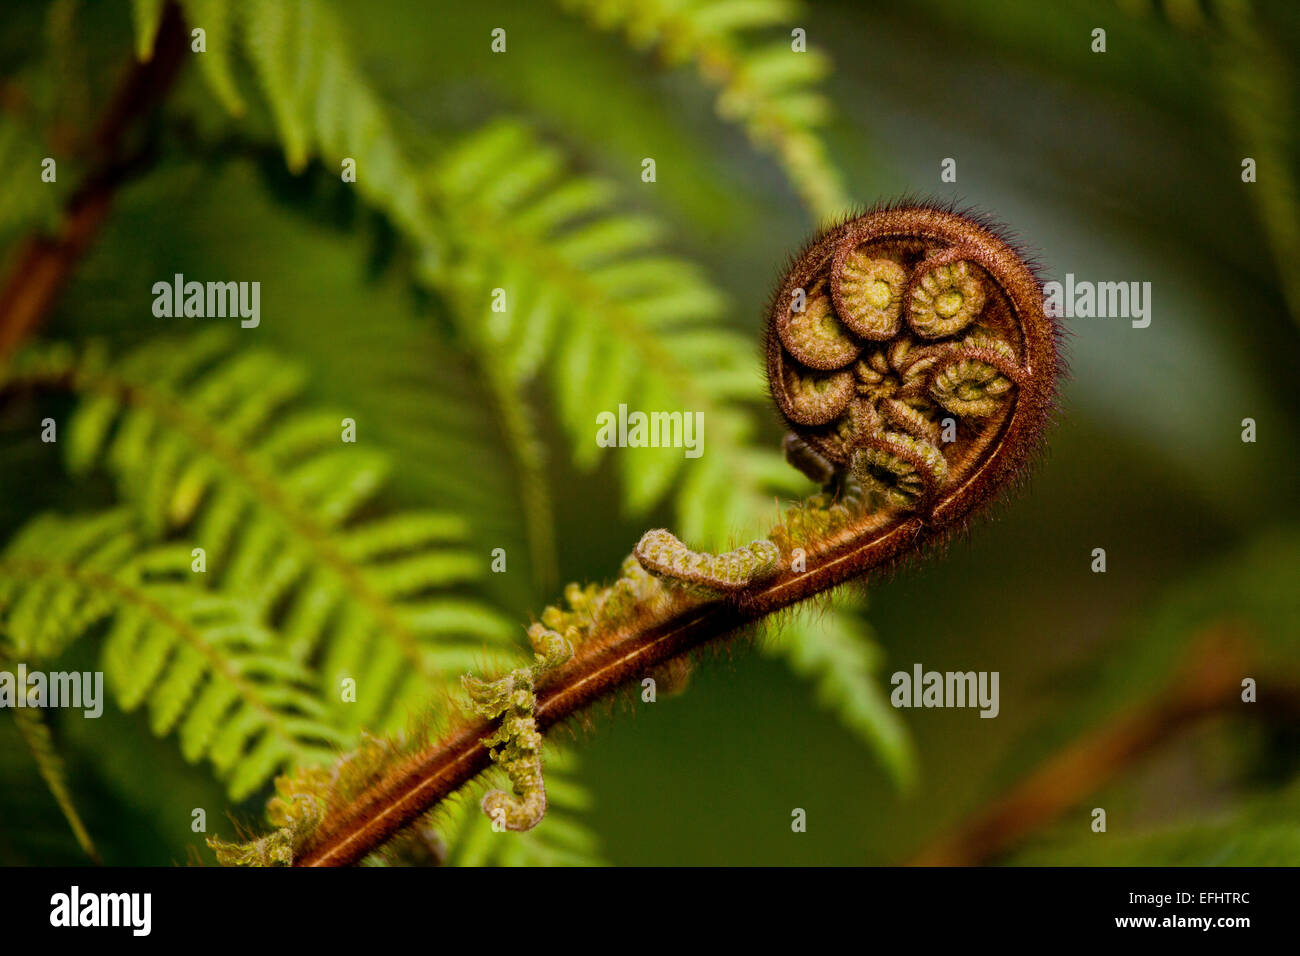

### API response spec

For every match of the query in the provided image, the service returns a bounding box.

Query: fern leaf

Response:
[234,0,437,250]
[0,511,345,799]
[232,297,548,613]
[1214,13,1300,331]
[130,0,166,61]
[426,119,806,548]
[8,703,98,863]
[768,601,916,789]
[0,114,63,240]
[2,335,518,733]
[557,0,849,221]
[1010,778,1300,866]
[179,0,245,114]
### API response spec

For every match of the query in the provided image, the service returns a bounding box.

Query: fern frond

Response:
[434,748,604,866]
[0,114,63,240]
[0,510,344,799]
[557,0,849,221]
[426,119,806,547]
[130,0,166,61]
[235,0,437,249]
[0,508,131,659]
[1214,13,1300,331]
[769,600,916,789]
[7,701,98,863]
[2,334,518,733]
[179,0,245,114]
[240,297,551,613]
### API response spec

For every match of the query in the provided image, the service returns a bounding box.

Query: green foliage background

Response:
[1,0,1297,865]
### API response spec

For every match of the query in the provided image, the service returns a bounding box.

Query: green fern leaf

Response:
[426,119,806,548]
[179,0,245,114]
[0,510,344,799]
[0,114,63,240]
[130,0,166,61]
[558,0,849,221]
[234,0,437,251]
[3,335,518,733]
[7,702,98,863]
[769,600,916,789]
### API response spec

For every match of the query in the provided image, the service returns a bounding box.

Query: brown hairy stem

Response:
[0,3,188,359]
[908,627,1299,866]
[296,512,922,866]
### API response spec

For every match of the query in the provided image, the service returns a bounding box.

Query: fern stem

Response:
[476,337,559,597]
[0,2,188,359]
[10,703,100,864]
[294,507,919,866]
[910,627,1300,866]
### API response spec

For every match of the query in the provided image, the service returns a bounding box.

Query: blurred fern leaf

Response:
[769,598,915,788]
[7,699,98,862]
[1010,777,1300,866]
[130,0,166,61]
[557,0,849,221]
[179,0,245,113]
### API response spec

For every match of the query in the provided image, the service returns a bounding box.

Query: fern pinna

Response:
[0,331,602,864]
[0,509,341,800]
[3,332,518,730]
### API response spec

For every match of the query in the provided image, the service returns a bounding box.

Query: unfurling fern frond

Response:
[0,510,343,799]
[124,0,905,791]
[1,333,518,734]
[435,748,603,866]
[557,0,849,221]
[136,0,439,253]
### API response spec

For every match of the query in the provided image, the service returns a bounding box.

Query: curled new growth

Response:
[767,203,1057,525]
[271,202,1060,866]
